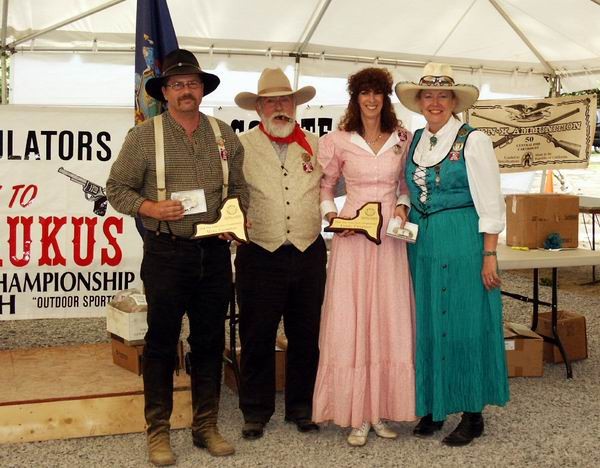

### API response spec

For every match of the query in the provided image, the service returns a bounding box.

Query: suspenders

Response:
[152,114,229,202]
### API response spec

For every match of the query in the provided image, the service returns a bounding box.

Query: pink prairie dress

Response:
[312,129,416,428]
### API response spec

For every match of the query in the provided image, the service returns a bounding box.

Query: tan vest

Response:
[239,126,322,252]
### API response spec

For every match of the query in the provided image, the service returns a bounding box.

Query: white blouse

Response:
[412,117,505,234]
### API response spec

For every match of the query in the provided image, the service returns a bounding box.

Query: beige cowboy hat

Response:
[235,67,316,110]
[394,62,479,114]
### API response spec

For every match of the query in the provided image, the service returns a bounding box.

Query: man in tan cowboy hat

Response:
[107,48,248,465]
[233,68,326,440]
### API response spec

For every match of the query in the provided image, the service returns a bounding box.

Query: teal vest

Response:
[406,124,477,218]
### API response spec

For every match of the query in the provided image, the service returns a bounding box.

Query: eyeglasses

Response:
[165,80,202,91]
[418,75,455,86]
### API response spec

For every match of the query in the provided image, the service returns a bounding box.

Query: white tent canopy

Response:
[2,0,600,105]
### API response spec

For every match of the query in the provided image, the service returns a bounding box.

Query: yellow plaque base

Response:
[192,196,248,243]
[324,202,382,244]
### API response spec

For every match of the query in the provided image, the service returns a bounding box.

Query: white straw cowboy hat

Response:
[235,68,316,110]
[394,62,479,114]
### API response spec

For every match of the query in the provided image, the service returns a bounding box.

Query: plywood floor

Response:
[0,343,190,404]
[0,344,191,443]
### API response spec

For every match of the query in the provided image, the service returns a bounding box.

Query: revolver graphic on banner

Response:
[58,167,108,216]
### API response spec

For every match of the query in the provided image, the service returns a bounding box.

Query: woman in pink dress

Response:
[312,67,416,446]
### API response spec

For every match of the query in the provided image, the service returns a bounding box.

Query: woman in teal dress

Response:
[395,63,509,447]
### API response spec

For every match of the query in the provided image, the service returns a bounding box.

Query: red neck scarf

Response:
[259,122,313,156]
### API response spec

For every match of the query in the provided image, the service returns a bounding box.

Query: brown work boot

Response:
[189,353,235,457]
[143,355,177,466]
[147,431,176,466]
[193,427,235,457]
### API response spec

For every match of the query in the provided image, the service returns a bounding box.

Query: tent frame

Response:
[3,0,599,104]
[1,0,8,104]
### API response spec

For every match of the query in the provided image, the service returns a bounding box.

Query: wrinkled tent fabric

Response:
[2,0,600,104]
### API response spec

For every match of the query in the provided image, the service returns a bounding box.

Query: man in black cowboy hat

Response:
[107,48,248,465]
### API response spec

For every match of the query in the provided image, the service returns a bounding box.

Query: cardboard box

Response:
[106,303,148,342]
[224,344,286,393]
[535,311,588,363]
[504,322,544,377]
[111,337,144,375]
[111,337,184,375]
[505,194,579,248]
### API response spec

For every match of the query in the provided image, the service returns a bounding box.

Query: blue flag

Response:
[134,0,178,125]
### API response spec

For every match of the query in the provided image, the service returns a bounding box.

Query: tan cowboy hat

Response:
[394,63,479,114]
[235,68,316,110]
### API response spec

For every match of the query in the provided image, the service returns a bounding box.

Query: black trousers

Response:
[141,232,231,384]
[235,236,327,423]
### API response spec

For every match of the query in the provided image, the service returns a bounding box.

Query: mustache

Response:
[270,113,294,123]
[178,94,197,103]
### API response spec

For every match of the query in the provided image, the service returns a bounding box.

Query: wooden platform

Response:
[0,343,191,444]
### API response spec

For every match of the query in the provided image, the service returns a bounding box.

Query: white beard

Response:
[263,113,295,137]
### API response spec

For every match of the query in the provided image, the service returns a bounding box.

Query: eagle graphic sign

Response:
[465,94,596,173]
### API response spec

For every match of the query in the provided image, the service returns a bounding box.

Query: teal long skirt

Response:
[408,206,509,421]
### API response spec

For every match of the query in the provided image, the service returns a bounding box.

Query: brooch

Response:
[449,151,460,161]
[217,137,228,161]
[397,128,408,142]
[303,162,314,173]
[452,142,464,152]
[429,135,438,150]
[301,152,314,172]
[434,164,441,186]
[394,128,408,153]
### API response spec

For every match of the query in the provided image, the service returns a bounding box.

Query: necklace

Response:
[429,135,438,150]
[364,133,382,145]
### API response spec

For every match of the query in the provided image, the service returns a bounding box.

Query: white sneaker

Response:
[372,420,398,439]
[347,422,371,447]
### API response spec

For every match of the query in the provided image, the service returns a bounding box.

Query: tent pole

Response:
[295,0,332,55]
[7,0,125,49]
[540,74,561,193]
[491,0,560,194]
[291,0,332,91]
[1,54,6,105]
[434,0,477,55]
[489,0,554,74]
[293,55,300,91]
[1,0,9,104]
[549,75,561,98]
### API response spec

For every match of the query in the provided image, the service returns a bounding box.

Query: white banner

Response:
[0,106,142,320]
[466,95,597,173]
[0,104,349,320]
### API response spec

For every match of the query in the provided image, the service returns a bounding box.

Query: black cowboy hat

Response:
[145,49,220,102]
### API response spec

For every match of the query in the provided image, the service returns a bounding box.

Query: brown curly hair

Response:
[338,67,401,134]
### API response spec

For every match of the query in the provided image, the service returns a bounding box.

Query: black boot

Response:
[442,412,484,447]
[413,414,445,437]
[142,355,176,466]
[189,353,235,457]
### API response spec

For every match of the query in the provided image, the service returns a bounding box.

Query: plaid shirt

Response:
[106,111,248,238]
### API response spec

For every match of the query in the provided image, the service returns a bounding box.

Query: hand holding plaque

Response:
[324,202,383,245]
[192,196,249,243]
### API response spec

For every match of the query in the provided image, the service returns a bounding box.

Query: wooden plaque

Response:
[324,202,383,245]
[192,196,249,243]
